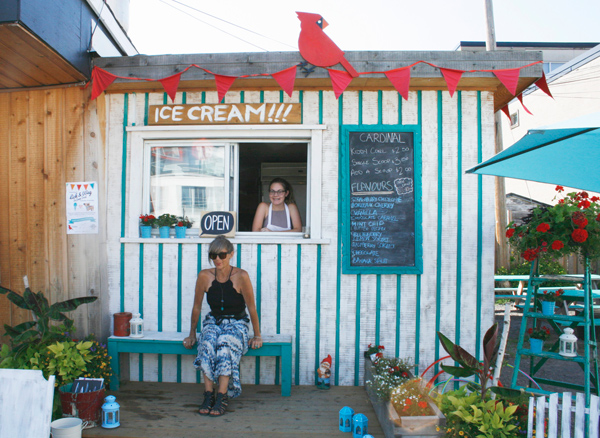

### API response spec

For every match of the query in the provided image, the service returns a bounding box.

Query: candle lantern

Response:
[130,313,144,338]
[339,406,354,432]
[559,327,577,357]
[352,413,368,438]
[101,395,120,428]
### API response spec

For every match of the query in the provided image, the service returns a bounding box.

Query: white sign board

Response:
[66,182,99,234]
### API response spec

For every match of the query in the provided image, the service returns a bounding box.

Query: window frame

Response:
[127,125,326,241]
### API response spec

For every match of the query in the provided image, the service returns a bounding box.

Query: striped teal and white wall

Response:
[104,87,496,387]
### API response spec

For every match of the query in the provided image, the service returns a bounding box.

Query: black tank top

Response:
[207,267,246,317]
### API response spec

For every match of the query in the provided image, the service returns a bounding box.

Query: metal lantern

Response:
[352,413,368,438]
[101,395,120,428]
[129,313,144,338]
[559,327,578,357]
[339,406,354,432]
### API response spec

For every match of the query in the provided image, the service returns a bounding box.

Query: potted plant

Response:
[364,343,385,363]
[389,378,445,432]
[539,288,564,315]
[506,187,600,263]
[175,216,193,238]
[156,213,178,238]
[527,325,551,353]
[139,214,156,238]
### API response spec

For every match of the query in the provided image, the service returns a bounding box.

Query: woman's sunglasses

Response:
[209,252,229,260]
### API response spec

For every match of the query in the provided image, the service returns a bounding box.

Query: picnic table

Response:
[494,274,600,302]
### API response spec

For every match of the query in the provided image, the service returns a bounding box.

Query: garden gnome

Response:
[317,354,332,389]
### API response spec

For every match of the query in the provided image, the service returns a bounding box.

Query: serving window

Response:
[127,126,324,240]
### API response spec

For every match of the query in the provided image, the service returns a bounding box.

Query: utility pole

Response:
[485,0,510,271]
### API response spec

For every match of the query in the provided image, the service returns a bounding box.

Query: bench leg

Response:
[108,340,120,391]
[281,343,292,396]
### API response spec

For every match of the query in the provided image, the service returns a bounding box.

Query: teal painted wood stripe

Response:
[455,91,463,388]
[295,245,301,386]
[276,244,281,386]
[299,90,303,124]
[334,93,343,386]
[158,244,163,332]
[318,90,323,124]
[475,91,483,360]
[240,91,244,103]
[378,90,382,125]
[354,274,361,386]
[415,275,421,375]
[395,275,401,358]
[163,93,167,105]
[201,92,205,104]
[119,93,129,312]
[260,91,264,103]
[358,90,363,125]
[144,93,149,126]
[255,244,261,384]
[398,93,403,125]
[237,243,241,266]
[434,91,443,377]
[197,243,202,383]
[280,90,284,103]
[139,244,144,315]
[375,275,381,346]
[177,244,183,382]
[182,92,186,104]
[314,244,322,384]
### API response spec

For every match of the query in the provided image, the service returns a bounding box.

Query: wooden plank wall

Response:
[0,88,106,344]
[106,88,496,387]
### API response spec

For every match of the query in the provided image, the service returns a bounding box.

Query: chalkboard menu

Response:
[342,127,422,274]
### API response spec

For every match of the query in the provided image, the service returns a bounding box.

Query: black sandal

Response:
[209,392,228,416]
[198,390,215,415]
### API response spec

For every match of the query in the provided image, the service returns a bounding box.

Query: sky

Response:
[128,0,600,56]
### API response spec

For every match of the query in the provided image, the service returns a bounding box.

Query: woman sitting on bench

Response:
[183,236,262,416]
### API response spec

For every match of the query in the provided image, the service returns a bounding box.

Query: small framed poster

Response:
[66,182,99,234]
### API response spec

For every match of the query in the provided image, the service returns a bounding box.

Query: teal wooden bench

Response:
[108,331,292,396]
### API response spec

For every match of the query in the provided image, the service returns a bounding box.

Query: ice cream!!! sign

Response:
[149,103,301,125]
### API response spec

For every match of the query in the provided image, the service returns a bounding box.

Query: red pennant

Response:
[517,94,532,115]
[440,68,464,97]
[328,69,354,99]
[214,74,237,103]
[91,67,117,100]
[493,68,520,96]
[271,66,297,97]
[535,72,553,99]
[501,105,511,120]
[159,72,183,103]
[385,67,411,100]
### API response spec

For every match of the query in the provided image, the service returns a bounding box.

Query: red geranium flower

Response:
[402,372,409,377]
[579,200,591,209]
[555,185,564,192]
[506,228,515,238]
[536,223,550,233]
[580,191,589,199]
[551,240,564,250]
[376,352,383,358]
[405,398,412,405]
[418,401,428,409]
[572,229,588,243]
[592,196,600,202]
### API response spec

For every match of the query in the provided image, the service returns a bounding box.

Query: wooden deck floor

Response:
[82,382,383,438]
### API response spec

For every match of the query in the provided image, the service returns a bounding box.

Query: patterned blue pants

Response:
[193,313,249,398]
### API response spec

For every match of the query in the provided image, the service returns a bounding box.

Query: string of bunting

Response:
[89,59,552,117]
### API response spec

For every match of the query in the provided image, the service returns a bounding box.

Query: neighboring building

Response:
[0,0,136,343]
[89,50,541,386]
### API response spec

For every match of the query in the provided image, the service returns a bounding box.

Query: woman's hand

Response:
[183,336,196,349]
[249,336,263,349]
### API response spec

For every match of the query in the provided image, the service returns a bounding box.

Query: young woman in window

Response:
[252,177,302,232]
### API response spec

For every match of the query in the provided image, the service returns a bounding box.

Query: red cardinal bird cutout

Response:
[296,11,359,78]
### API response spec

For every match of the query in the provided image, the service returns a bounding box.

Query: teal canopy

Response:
[467,112,600,193]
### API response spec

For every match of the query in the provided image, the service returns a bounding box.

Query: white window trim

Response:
[127,125,326,242]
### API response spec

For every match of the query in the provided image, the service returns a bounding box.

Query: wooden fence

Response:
[528,392,599,438]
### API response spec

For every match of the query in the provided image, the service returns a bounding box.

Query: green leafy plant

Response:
[0,283,97,357]
[365,356,414,401]
[156,213,179,228]
[540,288,564,302]
[506,187,600,262]
[440,386,524,438]
[176,216,194,228]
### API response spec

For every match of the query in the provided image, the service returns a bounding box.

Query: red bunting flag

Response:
[328,69,354,99]
[493,68,521,96]
[439,68,464,97]
[385,67,411,100]
[214,74,237,103]
[91,67,117,100]
[500,105,511,120]
[271,66,297,98]
[517,94,533,115]
[534,72,553,99]
[159,72,183,103]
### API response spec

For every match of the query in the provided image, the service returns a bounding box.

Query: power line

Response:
[157,0,269,51]
[170,0,297,50]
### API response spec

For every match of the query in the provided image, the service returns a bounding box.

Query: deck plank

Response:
[83,382,382,437]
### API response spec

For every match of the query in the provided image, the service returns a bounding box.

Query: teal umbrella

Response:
[467,112,600,193]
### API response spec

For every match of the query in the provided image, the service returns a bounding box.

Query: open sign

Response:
[199,211,236,238]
